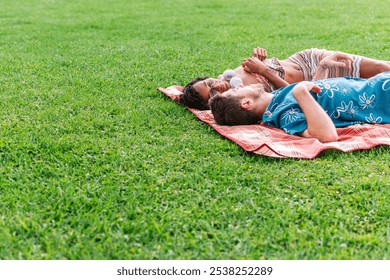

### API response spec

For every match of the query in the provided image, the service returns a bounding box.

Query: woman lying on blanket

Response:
[209,72,390,143]
[179,48,390,110]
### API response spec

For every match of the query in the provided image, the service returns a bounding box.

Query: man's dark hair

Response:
[179,77,210,110]
[209,94,260,126]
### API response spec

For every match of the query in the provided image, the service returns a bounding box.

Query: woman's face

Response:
[192,78,231,101]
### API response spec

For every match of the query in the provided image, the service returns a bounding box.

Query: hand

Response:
[252,48,267,60]
[319,51,353,69]
[293,81,322,95]
[242,57,268,74]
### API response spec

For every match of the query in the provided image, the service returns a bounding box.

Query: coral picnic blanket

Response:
[158,85,390,159]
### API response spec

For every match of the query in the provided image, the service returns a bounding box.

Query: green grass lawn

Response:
[0,0,389,259]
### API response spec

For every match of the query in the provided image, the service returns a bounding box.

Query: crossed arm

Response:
[312,51,353,80]
[242,48,353,89]
[242,48,290,89]
[292,82,338,143]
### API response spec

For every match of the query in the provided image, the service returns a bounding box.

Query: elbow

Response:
[306,124,338,143]
[305,129,338,143]
[318,132,338,143]
[301,126,338,143]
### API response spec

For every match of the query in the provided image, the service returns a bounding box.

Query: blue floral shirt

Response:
[262,72,390,135]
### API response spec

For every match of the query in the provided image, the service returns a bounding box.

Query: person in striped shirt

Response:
[179,48,390,110]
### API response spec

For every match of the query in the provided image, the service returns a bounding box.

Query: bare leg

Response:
[359,58,390,78]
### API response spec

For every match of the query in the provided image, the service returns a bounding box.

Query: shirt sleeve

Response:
[262,102,309,135]
[278,110,308,135]
[261,84,310,135]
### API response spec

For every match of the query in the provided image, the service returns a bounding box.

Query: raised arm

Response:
[252,47,268,61]
[292,82,338,142]
[242,57,290,89]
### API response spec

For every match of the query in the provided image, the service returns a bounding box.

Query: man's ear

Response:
[240,97,253,110]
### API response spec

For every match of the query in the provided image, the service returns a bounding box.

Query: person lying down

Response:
[180,47,390,110]
[209,72,390,143]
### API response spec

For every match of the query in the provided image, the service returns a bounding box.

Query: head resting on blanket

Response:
[179,77,210,110]
[179,77,232,110]
[209,84,271,126]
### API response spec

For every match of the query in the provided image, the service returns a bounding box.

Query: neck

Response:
[253,92,273,118]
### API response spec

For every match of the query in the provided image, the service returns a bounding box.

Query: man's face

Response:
[223,84,264,100]
[192,78,231,102]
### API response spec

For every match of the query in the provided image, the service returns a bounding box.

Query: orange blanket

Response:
[159,85,390,159]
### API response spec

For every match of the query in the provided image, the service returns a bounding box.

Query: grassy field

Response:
[0,0,389,259]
